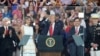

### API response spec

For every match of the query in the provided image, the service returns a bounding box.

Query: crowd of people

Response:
[0,0,100,6]
[0,0,100,56]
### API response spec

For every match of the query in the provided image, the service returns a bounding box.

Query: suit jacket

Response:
[40,20,64,36]
[0,26,19,51]
[68,26,86,44]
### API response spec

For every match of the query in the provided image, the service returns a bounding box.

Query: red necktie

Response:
[49,24,53,36]
[75,27,78,35]
[5,27,9,35]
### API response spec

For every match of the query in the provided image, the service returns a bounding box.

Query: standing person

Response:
[12,20,21,56]
[12,5,23,20]
[3,6,12,19]
[20,16,37,56]
[63,20,74,56]
[11,0,18,11]
[39,10,64,56]
[68,17,86,56]
[87,13,100,55]
[40,11,64,36]
[0,17,19,56]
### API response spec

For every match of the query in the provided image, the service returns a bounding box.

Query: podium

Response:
[37,35,64,56]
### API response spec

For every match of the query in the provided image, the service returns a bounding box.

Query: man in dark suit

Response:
[68,17,86,56]
[39,11,64,36]
[88,13,100,51]
[0,18,19,56]
[38,10,64,56]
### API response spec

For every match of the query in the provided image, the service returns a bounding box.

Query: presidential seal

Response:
[46,37,55,47]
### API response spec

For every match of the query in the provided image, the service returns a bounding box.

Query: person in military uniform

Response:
[86,13,100,53]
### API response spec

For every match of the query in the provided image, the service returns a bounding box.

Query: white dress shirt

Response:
[4,26,8,30]
[75,26,80,34]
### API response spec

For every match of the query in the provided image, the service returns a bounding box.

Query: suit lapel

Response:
[46,22,50,35]
[73,26,83,34]
[79,26,83,34]
[73,27,76,34]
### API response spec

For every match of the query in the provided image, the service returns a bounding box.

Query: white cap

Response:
[91,13,100,19]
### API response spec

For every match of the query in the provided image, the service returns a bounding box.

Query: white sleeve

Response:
[80,19,86,28]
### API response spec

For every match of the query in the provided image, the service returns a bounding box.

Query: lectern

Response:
[37,35,64,56]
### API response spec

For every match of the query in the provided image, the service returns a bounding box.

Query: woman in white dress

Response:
[20,16,36,56]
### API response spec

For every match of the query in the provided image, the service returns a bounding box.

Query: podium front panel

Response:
[37,35,64,52]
